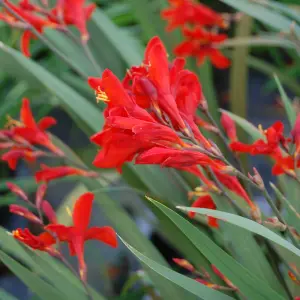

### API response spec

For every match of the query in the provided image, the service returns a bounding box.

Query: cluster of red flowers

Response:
[161,0,230,68]
[0,0,96,57]
[230,118,300,176]
[0,98,98,182]
[88,36,259,227]
[8,183,117,281]
[173,258,238,292]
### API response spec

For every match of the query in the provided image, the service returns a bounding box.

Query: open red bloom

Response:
[188,194,219,228]
[174,27,230,68]
[230,122,285,156]
[13,228,57,255]
[0,0,58,57]
[49,0,96,42]
[161,0,227,31]
[2,146,45,170]
[46,192,117,281]
[35,164,98,183]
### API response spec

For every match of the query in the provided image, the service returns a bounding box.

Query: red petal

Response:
[85,226,118,248]
[37,117,57,131]
[20,30,33,58]
[73,192,94,232]
[209,49,230,69]
[87,77,102,90]
[20,98,37,129]
[45,224,71,242]
[208,216,219,228]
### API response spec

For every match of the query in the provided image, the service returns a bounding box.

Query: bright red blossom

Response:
[174,27,230,68]
[13,228,57,255]
[46,192,117,281]
[161,0,227,31]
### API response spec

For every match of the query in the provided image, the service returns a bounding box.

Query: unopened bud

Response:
[250,204,262,224]
[221,165,236,175]
[248,167,264,190]
[264,217,287,231]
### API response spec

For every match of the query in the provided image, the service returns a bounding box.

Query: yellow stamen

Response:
[66,206,72,217]
[258,124,264,135]
[5,115,22,129]
[95,88,109,103]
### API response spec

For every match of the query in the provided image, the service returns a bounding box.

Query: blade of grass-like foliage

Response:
[120,237,234,300]
[210,193,287,296]
[274,74,296,127]
[219,0,300,35]
[149,199,285,299]
[178,207,300,258]
[89,8,143,67]
[219,109,263,141]
[0,249,65,300]
[0,43,103,131]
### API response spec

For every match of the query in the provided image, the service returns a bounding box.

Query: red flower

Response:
[230,122,285,156]
[49,0,96,42]
[46,192,117,281]
[35,164,98,183]
[135,147,225,171]
[9,204,42,225]
[0,0,58,57]
[13,228,57,255]
[12,98,63,155]
[220,112,237,142]
[189,194,219,228]
[161,0,227,31]
[1,146,45,170]
[174,27,230,68]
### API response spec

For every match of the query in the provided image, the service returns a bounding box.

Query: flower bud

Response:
[248,168,264,190]
[220,112,237,142]
[6,182,28,202]
[264,217,287,231]
[9,205,42,225]
[173,258,195,273]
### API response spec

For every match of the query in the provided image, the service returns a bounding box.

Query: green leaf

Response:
[219,0,300,35]
[274,74,296,127]
[219,109,263,141]
[120,237,234,300]
[0,43,104,132]
[210,193,287,297]
[148,199,285,300]
[0,249,65,300]
[178,207,300,258]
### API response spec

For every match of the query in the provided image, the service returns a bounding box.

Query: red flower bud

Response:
[220,112,237,142]
[9,205,42,225]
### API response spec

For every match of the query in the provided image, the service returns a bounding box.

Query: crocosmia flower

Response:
[46,192,117,281]
[13,228,57,255]
[161,0,227,31]
[174,27,230,68]
[89,37,226,174]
